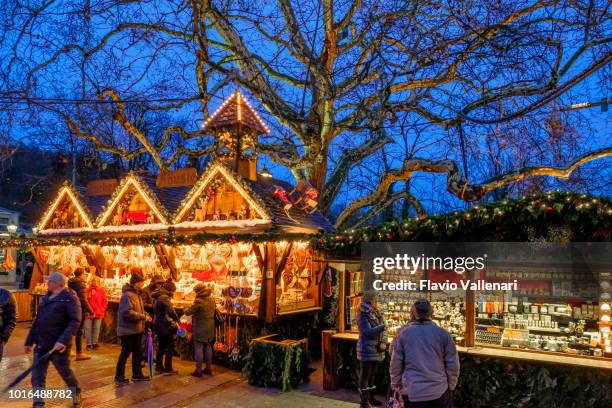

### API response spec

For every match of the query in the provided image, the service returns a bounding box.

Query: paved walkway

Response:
[0,323,357,407]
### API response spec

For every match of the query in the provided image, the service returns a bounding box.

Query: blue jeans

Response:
[31,348,80,407]
[83,319,102,346]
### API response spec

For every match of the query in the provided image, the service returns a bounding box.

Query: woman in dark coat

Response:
[152,281,179,375]
[183,283,216,377]
[356,291,387,408]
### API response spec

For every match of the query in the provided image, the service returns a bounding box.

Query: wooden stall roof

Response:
[202,90,270,134]
[36,163,334,237]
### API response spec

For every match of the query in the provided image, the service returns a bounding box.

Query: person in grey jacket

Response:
[114,272,152,386]
[356,291,387,408]
[184,283,216,377]
[390,299,460,408]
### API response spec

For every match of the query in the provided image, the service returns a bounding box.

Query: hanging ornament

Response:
[271,186,292,210]
[324,267,333,298]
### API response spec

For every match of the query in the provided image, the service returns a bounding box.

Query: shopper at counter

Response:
[152,281,179,375]
[184,283,216,378]
[67,268,93,361]
[390,299,459,408]
[357,291,387,408]
[0,287,17,362]
[84,275,108,350]
[115,270,152,386]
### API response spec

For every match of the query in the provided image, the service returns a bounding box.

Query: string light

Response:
[97,174,169,227]
[38,183,94,230]
[174,161,269,223]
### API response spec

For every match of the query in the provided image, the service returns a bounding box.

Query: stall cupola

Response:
[202,90,270,181]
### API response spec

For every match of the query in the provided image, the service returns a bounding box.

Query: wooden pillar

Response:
[29,247,47,291]
[264,242,276,323]
[465,269,475,347]
[322,330,339,390]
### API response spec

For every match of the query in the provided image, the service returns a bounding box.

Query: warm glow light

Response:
[97,177,168,227]
[174,164,269,223]
[39,186,93,230]
[203,90,270,134]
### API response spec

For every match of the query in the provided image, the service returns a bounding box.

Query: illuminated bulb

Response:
[601,303,611,312]
[602,314,611,322]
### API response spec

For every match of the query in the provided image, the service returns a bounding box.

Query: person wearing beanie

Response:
[356,291,387,408]
[152,281,179,375]
[68,268,93,361]
[114,271,152,386]
[184,283,216,377]
[390,299,460,408]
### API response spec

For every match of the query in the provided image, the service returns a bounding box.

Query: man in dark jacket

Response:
[25,272,82,408]
[67,268,93,361]
[152,281,179,375]
[184,283,215,377]
[0,287,17,362]
[115,271,152,386]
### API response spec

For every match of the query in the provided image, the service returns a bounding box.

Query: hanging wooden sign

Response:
[87,179,118,197]
[156,168,198,188]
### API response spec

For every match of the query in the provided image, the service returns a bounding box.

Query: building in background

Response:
[0,206,20,286]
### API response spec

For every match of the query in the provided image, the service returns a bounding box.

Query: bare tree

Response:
[0,0,610,228]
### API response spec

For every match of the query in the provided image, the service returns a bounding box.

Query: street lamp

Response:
[7,224,18,234]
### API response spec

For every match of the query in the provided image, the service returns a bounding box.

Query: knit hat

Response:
[162,281,176,294]
[130,271,145,285]
[194,283,211,296]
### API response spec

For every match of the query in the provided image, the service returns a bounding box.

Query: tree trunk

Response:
[308,150,328,192]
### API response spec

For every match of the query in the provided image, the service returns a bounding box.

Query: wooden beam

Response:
[322,330,339,390]
[274,242,293,282]
[29,247,47,291]
[264,242,276,323]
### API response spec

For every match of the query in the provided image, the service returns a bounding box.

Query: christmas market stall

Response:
[26,91,334,369]
[315,192,612,407]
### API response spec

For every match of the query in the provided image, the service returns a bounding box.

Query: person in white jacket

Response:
[390,299,459,408]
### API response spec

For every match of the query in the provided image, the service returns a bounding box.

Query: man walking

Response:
[0,287,17,362]
[114,270,152,386]
[24,272,82,408]
[390,299,459,408]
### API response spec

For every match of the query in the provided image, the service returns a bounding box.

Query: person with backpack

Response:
[390,299,460,408]
[183,283,216,377]
[84,275,108,350]
[152,281,179,375]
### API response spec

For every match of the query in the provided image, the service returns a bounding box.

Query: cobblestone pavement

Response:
[0,323,357,407]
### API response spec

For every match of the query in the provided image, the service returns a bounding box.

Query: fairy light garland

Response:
[173,161,270,223]
[313,191,612,256]
[38,182,94,230]
[96,172,170,227]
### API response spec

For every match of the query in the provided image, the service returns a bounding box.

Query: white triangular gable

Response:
[38,184,93,231]
[173,162,269,224]
[97,175,168,227]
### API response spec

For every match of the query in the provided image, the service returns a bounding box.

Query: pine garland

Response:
[313,191,612,257]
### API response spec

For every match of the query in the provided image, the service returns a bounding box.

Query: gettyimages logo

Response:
[372,253,487,275]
